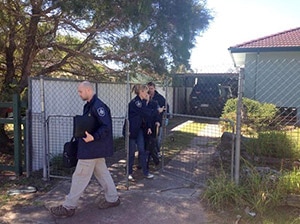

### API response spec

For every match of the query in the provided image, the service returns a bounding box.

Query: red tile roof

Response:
[229,27,300,51]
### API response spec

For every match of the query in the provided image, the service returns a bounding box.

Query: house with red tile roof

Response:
[228,27,300,122]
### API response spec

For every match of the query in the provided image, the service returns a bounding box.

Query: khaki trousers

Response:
[63,158,118,209]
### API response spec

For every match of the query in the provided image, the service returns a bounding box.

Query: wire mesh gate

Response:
[41,78,235,185]
[160,114,234,186]
[46,115,125,179]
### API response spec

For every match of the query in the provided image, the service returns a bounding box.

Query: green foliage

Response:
[202,170,246,210]
[203,167,284,214]
[240,167,283,214]
[0,0,213,96]
[246,131,299,159]
[221,97,278,134]
[0,0,213,149]
[278,168,300,195]
[222,98,300,160]
[204,164,300,218]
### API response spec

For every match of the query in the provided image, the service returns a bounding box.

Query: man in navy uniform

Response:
[50,81,120,217]
[147,82,168,157]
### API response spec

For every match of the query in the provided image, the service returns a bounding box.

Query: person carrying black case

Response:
[50,81,120,218]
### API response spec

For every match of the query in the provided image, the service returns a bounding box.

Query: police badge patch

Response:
[97,107,105,117]
[135,100,142,108]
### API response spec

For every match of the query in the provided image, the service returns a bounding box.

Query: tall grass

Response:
[202,170,246,210]
[246,130,299,159]
[278,168,300,195]
[203,165,300,217]
[240,165,283,214]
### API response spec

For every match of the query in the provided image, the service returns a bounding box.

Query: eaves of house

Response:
[228,27,300,66]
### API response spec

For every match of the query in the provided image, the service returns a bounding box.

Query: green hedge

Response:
[221,97,278,134]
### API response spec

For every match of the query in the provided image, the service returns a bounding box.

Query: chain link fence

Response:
[26,56,300,185]
[236,58,300,182]
[163,57,300,184]
[160,114,234,186]
[28,77,129,178]
[27,77,172,179]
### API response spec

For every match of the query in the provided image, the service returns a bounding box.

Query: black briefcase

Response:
[73,115,98,138]
[63,137,78,168]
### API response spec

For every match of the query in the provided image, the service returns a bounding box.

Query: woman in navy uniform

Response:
[127,84,163,180]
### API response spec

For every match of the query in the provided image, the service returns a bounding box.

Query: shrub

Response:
[221,97,277,135]
[246,131,299,159]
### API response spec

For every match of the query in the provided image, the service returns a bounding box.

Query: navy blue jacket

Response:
[128,96,155,139]
[145,100,160,137]
[151,90,168,123]
[77,94,114,159]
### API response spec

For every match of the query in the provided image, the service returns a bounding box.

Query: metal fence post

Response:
[125,72,130,189]
[161,77,168,171]
[39,76,48,181]
[230,120,235,182]
[234,67,244,184]
[25,108,31,177]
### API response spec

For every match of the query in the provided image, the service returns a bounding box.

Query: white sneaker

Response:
[128,175,134,181]
[144,173,154,179]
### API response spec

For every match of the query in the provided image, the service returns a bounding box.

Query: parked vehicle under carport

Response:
[189,83,233,117]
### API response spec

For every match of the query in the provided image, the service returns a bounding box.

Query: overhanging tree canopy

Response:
[0,0,213,150]
[0,0,213,96]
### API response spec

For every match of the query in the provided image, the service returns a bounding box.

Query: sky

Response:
[190,0,300,72]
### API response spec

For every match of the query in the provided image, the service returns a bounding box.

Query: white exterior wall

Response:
[244,51,300,118]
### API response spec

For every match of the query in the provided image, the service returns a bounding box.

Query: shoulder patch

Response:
[135,100,142,108]
[97,107,105,117]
